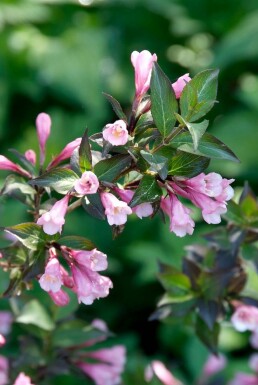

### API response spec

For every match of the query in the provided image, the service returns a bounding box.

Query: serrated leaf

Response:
[59,236,95,250]
[82,194,105,220]
[175,114,209,151]
[29,168,79,194]
[140,150,168,180]
[16,300,55,331]
[151,63,178,138]
[171,132,239,162]
[3,223,46,251]
[79,129,92,172]
[94,154,132,182]
[129,174,162,207]
[103,92,127,121]
[180,69,219,122]
[168,151,210,177]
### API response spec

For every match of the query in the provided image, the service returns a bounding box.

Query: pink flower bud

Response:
[172,73,191,99]
[231,305,258,332]
[0,311,13,335]
[39,258,63,293]
[115,188,153,219]
[100,192,132,226]
[48,289,70,306]
[161,194,195,237]
[37,195,69,235]
[13,373,34,385]
[0,355,9,385]
[102,120,129,146]
[0,335,6,348]
[36,112,51,165]
[47,138,82,169]
[202,354,227,377]
[0,155,30,178]
[70,249,108,272]
[24,150,36,166]
[131,50,157,98]
[74,171,99,195]
[145,360,181,385]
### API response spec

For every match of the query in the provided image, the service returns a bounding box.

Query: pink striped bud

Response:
[131,50,157,98]
[36,112,51,165]
[47,138,81,169]
[49,289,70,306]
[24,150,36,165]
[0,155,30,178]
[37,195,69,235]
[172,73,191,99]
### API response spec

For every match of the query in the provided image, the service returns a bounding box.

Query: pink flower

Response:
[74,171,99,195]
[131,50,157,98]
[77,345,126,385]
[161,195,195,237]
[231,305,258,332]
[0,355,8,385]
[36,112,51,165]
[71,264,113,305]
[39,257,63,293]
[37,195,69,235]
[102,120,129,146]
[13,372,34,385]
[190,191,227,224]
[0,336,5,348]
[24,150,36,166]
[49,289,70,306]
[100,192,132,226]
[249,354,258,373]
[47,138,82,169]
[202,354,227,377]
[228,373,258,385]
[0,311,13,335]
[0,155,30,178]
[172,73,191,99]
[115,188,153,219]
[145,360,181,385]
[70,249,108,271]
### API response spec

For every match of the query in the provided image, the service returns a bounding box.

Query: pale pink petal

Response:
[131,50,157,97]
[13,372,34,385]
[37,195,69,235]
[172,73,191,99]
[49,289,70,306]
[103,120,128,146]
[74,171,99,195]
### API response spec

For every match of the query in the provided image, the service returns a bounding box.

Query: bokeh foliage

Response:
[1,0,258,384]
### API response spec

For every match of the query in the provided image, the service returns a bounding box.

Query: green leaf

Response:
[0,175,35,205]
[195,316,220,354]
[175,114,209,151]
[103,92,127,122]
[94,154,132,182]
[129,174,162,207]
[158,293,195,305]
[29,168,79,194]
[82,194,105,220]
[150,62,178,138]
[134,112,155,135]
[59,236,95,250]
[79,129,92,172]
[224,201,245,225]
[171,132,239,162]
[158,264,191,291]
[3,223,46,251]
[8,148,35,175]
[140,150,168,180]
[16,300,55,331]
[168,151,210,177]
[180,69,219,122]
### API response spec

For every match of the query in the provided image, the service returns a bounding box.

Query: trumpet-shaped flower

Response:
[231,305,258,332]
[39,257,63,293]
[102,120,128,146]
[131,50,157,98]
[172,73,191,99]
[74,171,99,195]
[70,249,108,272]
[101,192,132,226]
[37,195,69,235]
[115,188,153,219]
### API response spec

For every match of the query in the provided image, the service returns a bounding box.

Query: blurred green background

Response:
[1,0,258,383]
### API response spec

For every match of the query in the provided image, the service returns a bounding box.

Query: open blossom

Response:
[13,373,34,385]
[115,188,153,219]
[231,305,258,332]
[74,171,99,195]
[0,355,8,385]
[24,150,36,165]
[70,249,108,272]
[47,137,82,169]
[102,120,128,146]
[0,155,30,178]
[101,192,132,226]
[161,195,194,237]
[39,257,63,293]
[145,360,181,385]
[36,112,51,165]
[228,373,258,385]
[77,345,126,385]
[202,354,227,377]
[37,195,69,235]
[131,50,157,97]
[48,289,70,307]
[172,73,191,99]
